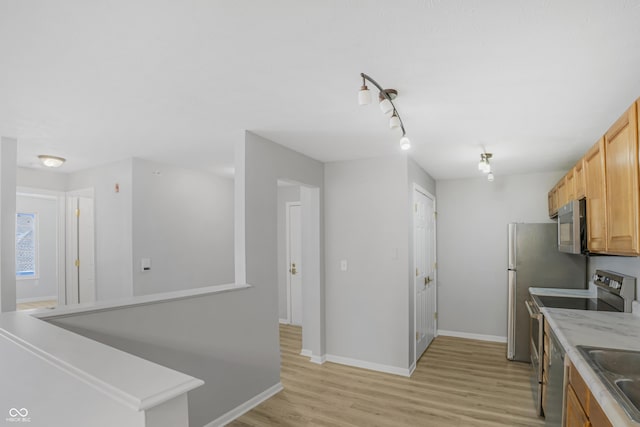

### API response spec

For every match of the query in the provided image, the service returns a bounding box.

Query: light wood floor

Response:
[16,300,57,310]
[229,324,544,427]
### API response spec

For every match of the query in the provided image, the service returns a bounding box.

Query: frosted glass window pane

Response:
[16,212,37,278]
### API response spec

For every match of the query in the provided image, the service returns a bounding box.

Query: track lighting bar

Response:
[358,73,410,150]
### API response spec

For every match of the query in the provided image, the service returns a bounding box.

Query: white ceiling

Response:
[2,1,640,180]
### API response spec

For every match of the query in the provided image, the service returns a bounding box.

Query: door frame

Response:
[413,183,437,364]
[285,201,301,325]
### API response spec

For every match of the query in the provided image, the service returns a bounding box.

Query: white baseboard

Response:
[300,349,312,357]
[205,382,283,427]
[310,354,326,364]
[278,318,289,324]
[16,295,57,303]
[437,329,507,343]
[408,361,416,376]
[325,354,411,377]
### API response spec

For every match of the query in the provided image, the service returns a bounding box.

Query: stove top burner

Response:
[534,295,619,312]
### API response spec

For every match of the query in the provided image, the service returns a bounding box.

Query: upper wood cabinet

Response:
[549,97,640,255]
[566,169,576,202]
[574,159,586,199]
[584,138,607,253]
[604,102,639,255]
[557,178,567,208]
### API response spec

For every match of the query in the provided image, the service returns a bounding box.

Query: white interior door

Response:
[415,188,436,360]
[66,194,96,304]
[287,203,302,325]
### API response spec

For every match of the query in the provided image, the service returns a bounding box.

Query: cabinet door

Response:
[565,385,590,427]
[584,138,607,252]
[575,159,586,199]
[566,169,576,201]
[548,191,555,217]
[557,178,568,208]
[605,103,639,255]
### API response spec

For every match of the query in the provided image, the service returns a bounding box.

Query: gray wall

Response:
[68,159,135,301]
[131,158,234,295]
[277,185,300,321]
[16,194,58,301]
[324,155,410,369]
[45,288,265,427]
[436,171,564,339]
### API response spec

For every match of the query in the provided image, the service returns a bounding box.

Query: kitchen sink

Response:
[588,349,640,376]
[577,346,640,423]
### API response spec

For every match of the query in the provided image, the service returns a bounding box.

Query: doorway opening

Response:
[276,180,321,361]
[286,202,302,326]
[15,188,65,310]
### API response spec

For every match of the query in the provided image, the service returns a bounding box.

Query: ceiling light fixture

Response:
[38,155,66,168]
[478,152,494,181]
[358,73,410,151]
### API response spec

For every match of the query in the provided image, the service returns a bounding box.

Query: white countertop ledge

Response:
[0,284,251,412]
[33,282,251,319]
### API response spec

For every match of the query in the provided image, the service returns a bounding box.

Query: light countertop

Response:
[529,287,597,298]
[530,287,640,426]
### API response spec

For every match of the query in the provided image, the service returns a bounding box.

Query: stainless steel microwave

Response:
[557,199,587,254]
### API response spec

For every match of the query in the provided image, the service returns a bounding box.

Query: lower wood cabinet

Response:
[566,360,613,427]
[565,384,590,427]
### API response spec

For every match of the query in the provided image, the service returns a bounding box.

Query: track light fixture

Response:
[478,152,494,181]
[358,73,410,151]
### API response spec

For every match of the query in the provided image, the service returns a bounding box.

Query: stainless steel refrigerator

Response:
[507,223,586,362]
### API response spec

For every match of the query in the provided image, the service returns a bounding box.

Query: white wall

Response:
[67,159,134,301]
[16,194,58,301]
[277,185,300,321]
[324,155,410,370]
[0,137,17,312]
[131,158,234,295]
[435,171,564,339]
[17,167,67,191]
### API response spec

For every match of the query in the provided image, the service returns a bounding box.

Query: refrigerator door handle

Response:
[508,223,517,270]
[507,270,516,359]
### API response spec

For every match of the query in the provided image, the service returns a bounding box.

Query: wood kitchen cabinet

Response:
[557,178,568,209]
[604,102,639,255]
[574,159,586,199]
[565,360,613,427]
[549,185,559,217]
[547,97,640,255]
[584,138,608,252]
[566,169,575,202]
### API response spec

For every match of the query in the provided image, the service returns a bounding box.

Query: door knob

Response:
[290,263,297,275]
[424,276,432,285]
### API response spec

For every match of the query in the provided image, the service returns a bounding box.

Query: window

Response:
[16,212,38,279]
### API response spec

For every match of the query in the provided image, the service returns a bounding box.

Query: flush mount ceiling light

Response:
[358,73,410,151]
[38,155,66,168]
[478,152,494,181]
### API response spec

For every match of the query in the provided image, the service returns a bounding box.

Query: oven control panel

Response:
[592,270,636,312]
[592,272,622,290]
